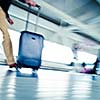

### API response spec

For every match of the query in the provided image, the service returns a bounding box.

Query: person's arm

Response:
[7,0,40,25]
[19,0,37,7]
[19,0,41,8]
[6,12,14,25]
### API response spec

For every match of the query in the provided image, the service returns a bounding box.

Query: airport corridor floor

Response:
[0,65,100,100]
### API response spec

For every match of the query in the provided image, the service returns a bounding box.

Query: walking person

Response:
[0,0,38,68]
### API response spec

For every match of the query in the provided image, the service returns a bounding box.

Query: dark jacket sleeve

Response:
[6,12,10,19]
[18,0,26,3]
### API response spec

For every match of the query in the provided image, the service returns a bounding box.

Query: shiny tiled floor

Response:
[0,65,100,100]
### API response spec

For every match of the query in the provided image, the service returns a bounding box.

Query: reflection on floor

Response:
[0,65,100,100]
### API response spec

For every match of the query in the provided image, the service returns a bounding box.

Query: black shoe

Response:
[9,63,17,68]
[92,70,97,74]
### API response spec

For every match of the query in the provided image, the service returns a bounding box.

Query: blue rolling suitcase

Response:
[17,6,44,70]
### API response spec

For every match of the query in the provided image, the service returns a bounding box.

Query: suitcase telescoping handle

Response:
[25,4,41,32]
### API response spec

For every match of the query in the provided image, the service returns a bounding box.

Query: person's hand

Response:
[25,0,37,7]
[7,18,14,25]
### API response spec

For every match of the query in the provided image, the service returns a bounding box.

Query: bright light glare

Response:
[0,29,97,65]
